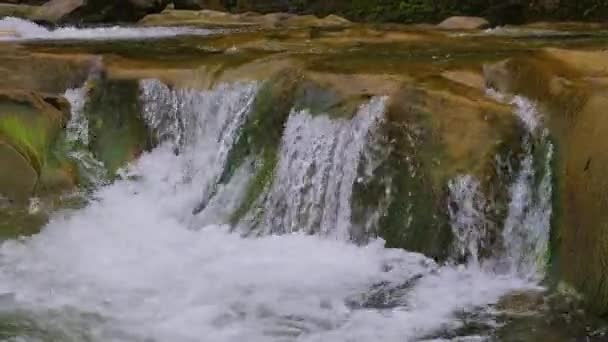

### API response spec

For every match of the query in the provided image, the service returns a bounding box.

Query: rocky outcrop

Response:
[437,16,490,30]
[33,0,170,23]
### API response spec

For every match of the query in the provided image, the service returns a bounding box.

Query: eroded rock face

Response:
[34,0,170,23]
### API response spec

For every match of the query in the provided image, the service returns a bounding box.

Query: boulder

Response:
[437,16,490,30]
[0,90,70,204]
[34,0,170,23]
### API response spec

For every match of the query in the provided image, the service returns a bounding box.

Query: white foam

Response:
[0,144,533,341]
[0,17,216,41]
[247,98,386,240]
[448,175,489,265]
[0,80,537,341]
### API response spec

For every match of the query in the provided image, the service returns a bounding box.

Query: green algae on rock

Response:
[84,77,152,175]
[0,90,70,202]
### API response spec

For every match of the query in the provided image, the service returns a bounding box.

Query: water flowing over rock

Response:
[2,16,608,341]
[243,97,386,240]
[140,78,259,221]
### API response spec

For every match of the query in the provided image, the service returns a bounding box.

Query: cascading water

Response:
[0,78,540,342]
[140,79,258,221]
[447,91,554,279]
[447,175,489,266]
[241,99,386,240]
[501,96,554,279]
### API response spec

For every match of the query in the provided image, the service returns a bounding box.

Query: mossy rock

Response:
[0,206,47,240]
[223,68,303,223]
[352,80,520,261]
[0,142,38,205]
[484,50,608,315]
[0,90,70,203]
[84,77,152,174]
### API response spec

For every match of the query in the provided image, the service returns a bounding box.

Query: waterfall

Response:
[0,79,538,342]
[448,92,554,278]
[62,83,107,185]
[502,96,553,278]
[447,175,489,266]
[140,79,259,220]
[241,98,386,240]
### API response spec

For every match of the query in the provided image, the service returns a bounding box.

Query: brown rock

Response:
[438,16,490,30]
[34,0,170,23]
[0,141,38,205]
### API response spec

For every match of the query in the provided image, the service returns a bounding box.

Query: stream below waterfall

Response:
[1,17,607,342]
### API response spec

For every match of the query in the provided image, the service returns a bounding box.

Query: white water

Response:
[62,82,108,185]
[448,175,489,266]
[0,17,216,41]
[449,91,554,278]
[0,80,538,341]
[251,99,385,240]
[502,96,553,279]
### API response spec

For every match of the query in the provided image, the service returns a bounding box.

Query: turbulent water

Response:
[0,17,216,41]
[0,72,554,341]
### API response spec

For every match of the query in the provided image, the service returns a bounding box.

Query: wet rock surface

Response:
[1,14,608,338]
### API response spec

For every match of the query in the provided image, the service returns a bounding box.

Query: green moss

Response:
[85,78,152,174]
[351,87,452,260]
[230,149,277,224]
[221,69,301,185]
[0,208,47,240]
[377,111,452,260]
[0,115,48,174]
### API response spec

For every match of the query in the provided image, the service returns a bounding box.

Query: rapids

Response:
[0,18,578,342]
